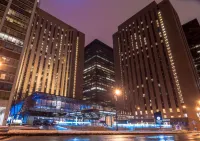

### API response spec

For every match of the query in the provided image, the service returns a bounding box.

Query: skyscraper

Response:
[183,19,200,80]
[13,8,85,101]
[3,8,85,125]
[0,0,38,125]
[83,39,115,106]
[113,0,200,127]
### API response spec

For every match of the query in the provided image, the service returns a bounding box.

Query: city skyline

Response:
[40,0,200,47]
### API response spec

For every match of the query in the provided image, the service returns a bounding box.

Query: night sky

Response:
[40,0,200,47]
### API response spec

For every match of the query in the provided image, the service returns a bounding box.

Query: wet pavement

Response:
[2,133,200,141]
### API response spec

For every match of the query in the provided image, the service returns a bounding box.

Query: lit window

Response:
[163,109,166,113]
[0,74,6,80]
[184,114,188,117]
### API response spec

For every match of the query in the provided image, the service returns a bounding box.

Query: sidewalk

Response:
[0,130,191,136]
[0,126,39,132]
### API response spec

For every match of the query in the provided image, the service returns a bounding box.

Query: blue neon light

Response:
[58,121,91,125]
[10,102,24,117]
[116,123,172,128]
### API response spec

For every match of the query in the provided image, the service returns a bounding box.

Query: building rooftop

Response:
[85,39,113,51]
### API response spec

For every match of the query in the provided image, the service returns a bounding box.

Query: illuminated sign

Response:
[154,111,163,125]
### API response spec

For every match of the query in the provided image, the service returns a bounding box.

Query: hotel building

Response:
[13,8,85,101]
[113,0,200,127]
[4,8,85,125]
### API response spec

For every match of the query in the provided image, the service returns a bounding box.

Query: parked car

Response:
[33,119,43,126]
[43,120,53,126]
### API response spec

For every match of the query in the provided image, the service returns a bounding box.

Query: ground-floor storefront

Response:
[7,92,191,130]
[9,92,116,126]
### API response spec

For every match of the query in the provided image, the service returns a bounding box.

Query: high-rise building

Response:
[3,8,85,125]
[0,0,38,125]
[113,0,200,127]
[12,8,85,101]
[83,39,115,106]
[183,19,200,80]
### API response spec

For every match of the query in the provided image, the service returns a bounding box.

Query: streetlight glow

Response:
[197,107,200,111]
[182,105,186,109]
[113,88,122,131]
[115,89,121,96]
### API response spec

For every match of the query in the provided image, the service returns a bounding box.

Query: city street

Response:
[1,134,200,141]
[0,0,200,139]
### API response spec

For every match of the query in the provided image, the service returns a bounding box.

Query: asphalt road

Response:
[1,134,200,141]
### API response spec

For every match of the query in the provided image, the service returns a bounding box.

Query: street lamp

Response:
[115,89,121,96]
[114,88,121,131]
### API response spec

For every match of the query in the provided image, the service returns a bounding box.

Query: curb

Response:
[0,131,190,136]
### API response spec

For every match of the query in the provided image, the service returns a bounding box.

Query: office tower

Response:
[113,0,200,126]
[183,19,200,79]
[83,39,115,106]
[0,0,38,125]
[9,8,85,102]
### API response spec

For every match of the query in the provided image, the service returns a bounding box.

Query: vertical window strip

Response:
[73,36,79,98]
[158,11,184,104]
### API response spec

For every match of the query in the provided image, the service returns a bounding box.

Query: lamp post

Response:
[114,88,121,131]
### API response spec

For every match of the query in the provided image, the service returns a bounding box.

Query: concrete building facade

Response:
[3,8,84,125]
[0,0,38,125]
[13,8,85,101]
[113,0,200,127]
